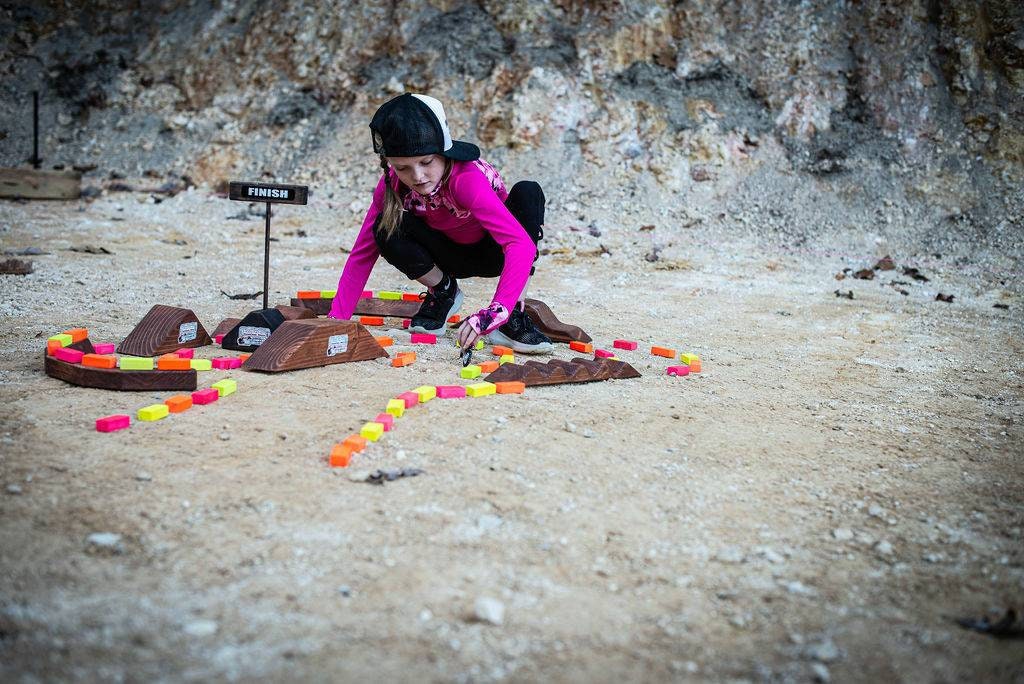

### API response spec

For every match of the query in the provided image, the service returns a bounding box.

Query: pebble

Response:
[182,619,218,637]
[473,596,505,625]
[86,532,124,554]
[6,484,23,495]
[832,528,854,541]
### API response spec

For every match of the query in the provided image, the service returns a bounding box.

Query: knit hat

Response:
[370,93,480,161]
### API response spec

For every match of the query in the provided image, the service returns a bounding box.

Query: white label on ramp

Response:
[238,326,271,347]
[178,321,198,343]
[327,334,348,357]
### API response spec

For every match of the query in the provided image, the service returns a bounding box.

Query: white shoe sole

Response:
[486,327,553,354]
[408,288,463,336]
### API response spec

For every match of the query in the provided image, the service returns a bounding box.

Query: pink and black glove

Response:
[457,302,510,351]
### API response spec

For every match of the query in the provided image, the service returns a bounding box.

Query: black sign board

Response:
[229,181,308,205]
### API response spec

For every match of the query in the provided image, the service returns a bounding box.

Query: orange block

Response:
[478,360,499,373]
[297,290,321,299]
[359,316,384,326]
[63,328,88,343]
[688,359,702,373]
[495,381,525,394]
[391,351,416,367]
[343,434,368,453]
[569,341,594,353]
[157,356,192,370]
[46,339,62,355]
[329,444,352,467]
[402,293,422,302]
[164,395,193,413]
[81,353,117,369]
[374,336,394,347]
[651,346,676,358]
[491,345,513,356]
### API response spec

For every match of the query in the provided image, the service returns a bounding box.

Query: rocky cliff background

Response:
[1,0,1022,259]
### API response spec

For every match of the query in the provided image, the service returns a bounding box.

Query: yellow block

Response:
[320,290,336,299]
[377,291,401,300]
[119,356,154,370]
[47,334,73,347]
[466,382,496,397]
[211,379,237,397]
[460,365,481,379]
[413,385,436,403]
[680,353,700,365]
[190,359,212,371]
[361,422,384,441]
[386,398,405,418]
[138,404,169,421]
[499,354,514,365]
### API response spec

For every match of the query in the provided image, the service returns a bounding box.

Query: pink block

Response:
[594,349,615,358]
[613,340,638,351]
[360,290,373,299]
[397,391,419,408]
[93,343,116,355]
[374,413,395,431]
[410,333,437,344]
[175,348,195,359]
[211,357,232,369]
[402,319,411,329]
[214,334,224,344]
[54,347,84,363]
[96,414,130,433]
[666,365,690,377]
[191,388,220,405]
[436,385,467,399]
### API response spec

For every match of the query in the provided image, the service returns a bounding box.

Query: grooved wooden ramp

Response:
[45,339,198,391]
[523,299,592,343]
[117,305,212,357]
[483,357,640,387]
[243,319,388,372]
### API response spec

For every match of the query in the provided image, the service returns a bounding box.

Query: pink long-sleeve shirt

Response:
[329,159,535,319]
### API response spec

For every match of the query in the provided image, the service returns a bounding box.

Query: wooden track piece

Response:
[275,305,317,321]
[522,298,592,344]
[483,356,640,387]
[117,305,212,357]
[221,308,286,352]
[45,338,198,391]
[243,319,388,372]
[211,317,241,339]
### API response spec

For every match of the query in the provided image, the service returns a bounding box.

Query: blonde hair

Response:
[375,156,454,242]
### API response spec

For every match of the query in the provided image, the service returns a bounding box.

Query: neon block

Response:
[360,290,373,298]
[397,391,419,408]
[460,365,481,379]
[320,290,336,299]
[402,293,421,302]
[63,328,88,343]
[499,354,514,365]
[436,385,466,399]
[679,353,700,365]
[48,334,73,347]
[157,356,191,371]
[410,333,436,344]
[138,404,169,421]
[666,365,690,377]
[190,358,212,371]
[96,414,130,433]
[391,352,416,367]
[343,434,368,452]
[81,353,117,369]
[211,379,237,397]
[297,290,321,299]
[494,381,525,394]
[359,316,384,326]
[414,385,436,403]
[466,382,496,397]
[386,398,406,418]
[447,314,461,324]
[374,336,394,347]
[651,346,676,358]
[402,319,411,329]
[119,356,153,370]
[92,343,116,355]
[491,345,513,356]
[613,340,638,351]
[361,422,384,441]
[46,339,62,355]
[374,413,395,431]
[54,347,84,363]
[175,348,194,359]
[329,444,352,467]
[474,339,485,350]
[164,395,193,413]
[594,349,615,358]
[191,388,219,405]
[569,341,594,353]
[477,360,499,373]
[377,291,401,300]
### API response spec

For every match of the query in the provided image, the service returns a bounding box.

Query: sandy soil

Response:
[1,190,1022,682]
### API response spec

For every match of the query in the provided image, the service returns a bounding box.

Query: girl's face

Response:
[387,154,446,196]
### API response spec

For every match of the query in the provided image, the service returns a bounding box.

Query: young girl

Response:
[327,93,553,354]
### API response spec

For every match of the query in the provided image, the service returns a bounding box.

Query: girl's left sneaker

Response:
[487,305,553,354]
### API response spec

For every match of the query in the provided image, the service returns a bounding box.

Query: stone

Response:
[473,596,505,625]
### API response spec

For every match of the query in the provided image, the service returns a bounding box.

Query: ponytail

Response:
[376,155,405,242]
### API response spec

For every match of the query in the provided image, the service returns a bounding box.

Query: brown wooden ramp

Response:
[117,305,212,357]
[243,319,388,372]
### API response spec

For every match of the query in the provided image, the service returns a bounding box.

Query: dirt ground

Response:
[1,190,1022,682]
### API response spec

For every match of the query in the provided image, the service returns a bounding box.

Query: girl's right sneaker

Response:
[487,305,553,354]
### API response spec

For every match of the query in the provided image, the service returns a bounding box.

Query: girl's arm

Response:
[328,177,386,319]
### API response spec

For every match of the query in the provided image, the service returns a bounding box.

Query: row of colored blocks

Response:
[95,379,237,432]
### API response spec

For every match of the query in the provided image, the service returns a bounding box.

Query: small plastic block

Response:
[46,339,62,355]
[391,352,416,368]
[359,316,384,326]
[320,290,336,299]
[460,365,481,379]
[386,399,407,418]
[410,333,436,344]
[360,422,384,441]
[92,343,116,355]
[402,293,422,302]
[329,444,352,467]
[96,414,130,432]
[413,386,436,403]
[436,385,466,399]
[164,395,193,413]
[499,354,515,365]
[81,353,117,369]
[569,341,594,353]
[374,413,395,431]
[211,379,237,397]
[402,319,411,329]
[474,339,485,350]
[119,356,154,370]
[190,358,212,371]
[594,349,615,358]
[211,357,233,369]
[175,348,195,359]
[491,345,513,356]
[466,382,496,397]
[63,328,88,343]
[679,353,700,365]
[297,290,321,299]
[191,388,220,405]
[360,290,373,299]
[477,360,499,373]
[214,334,224,344]
[651,346,676,358]
[494,381,525,394]
[54,347,85,364]
[613,340,638,351]
[397,391,419,408]
[157,356,192,371]
[48,334,73,347]
[343,434,368,452]
[377,291,401,300]
[666,365,690,377]
[447,314,461,324]
[374,336,394,347]
[138,404,169,421]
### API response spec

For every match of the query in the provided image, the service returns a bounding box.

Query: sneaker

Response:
[487,304,553,354]
[409,277,463,335]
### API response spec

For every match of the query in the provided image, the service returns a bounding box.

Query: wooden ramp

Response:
[244,319,388,372]
[117,305,212,357]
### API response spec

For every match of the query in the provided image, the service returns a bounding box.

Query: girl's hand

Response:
[457,303,510,352]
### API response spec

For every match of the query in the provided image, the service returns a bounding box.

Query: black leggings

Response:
[374,181,544,280]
